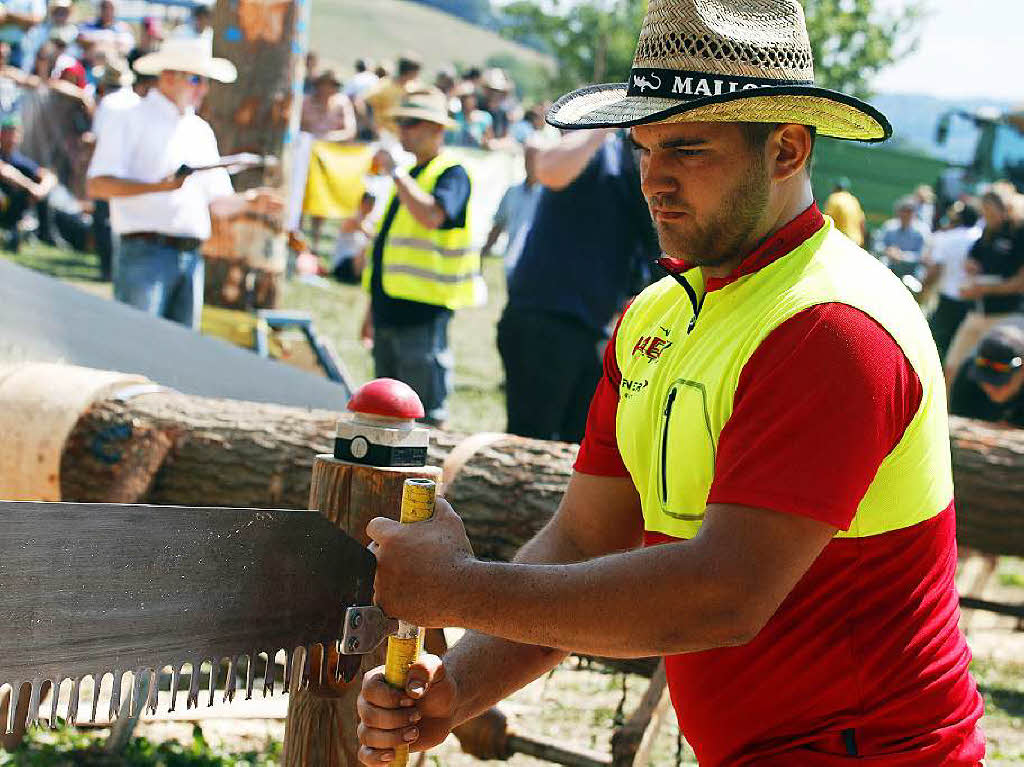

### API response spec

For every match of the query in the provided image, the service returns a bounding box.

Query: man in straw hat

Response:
[356,2,984,764]
[87,37,258,328]
[361,88,477,427]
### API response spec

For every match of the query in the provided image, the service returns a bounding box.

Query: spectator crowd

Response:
[828,176,1024,429]
[0,0,215,271]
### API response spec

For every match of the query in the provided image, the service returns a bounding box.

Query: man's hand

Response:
[959,282,984,300]
[357,654,458,765]
[360,306,374,348]
[158,172,188,192]
[366,498,476,627]
[372,148,397,177]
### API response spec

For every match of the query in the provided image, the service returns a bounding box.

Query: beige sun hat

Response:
[132,35,237,83]
[389,88,455,128]
[547,0,891,142]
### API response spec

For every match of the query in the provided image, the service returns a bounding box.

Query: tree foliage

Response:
[498,0,925,101]
[802,0,926,99]
[499,1,648,96]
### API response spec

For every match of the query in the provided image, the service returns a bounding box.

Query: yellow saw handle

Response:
[384,478,436,767]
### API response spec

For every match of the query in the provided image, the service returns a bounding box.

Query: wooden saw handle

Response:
[383,478,436,766]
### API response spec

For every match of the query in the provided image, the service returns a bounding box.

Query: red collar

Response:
[655,204,825,293]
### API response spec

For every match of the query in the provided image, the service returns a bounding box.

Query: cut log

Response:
[57,390,576,563]
[948,415,1024,557]
[61,396,1024,561]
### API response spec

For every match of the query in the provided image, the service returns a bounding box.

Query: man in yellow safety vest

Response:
[362,89,479,426]
[355,2,984,764]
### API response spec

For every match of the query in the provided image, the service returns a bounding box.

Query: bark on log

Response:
[57,391,576,563]
[949,415,1024,558]
[62,395,1024,560]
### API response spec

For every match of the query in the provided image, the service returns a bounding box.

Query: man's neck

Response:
[413,149,439,167]
[700,180,815,281]
[155,84,186,115]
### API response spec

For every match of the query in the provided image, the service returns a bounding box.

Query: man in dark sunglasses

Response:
[362,88,476,427]
[950,322,1024,427]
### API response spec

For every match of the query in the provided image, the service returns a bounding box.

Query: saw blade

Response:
[0,501,375,734]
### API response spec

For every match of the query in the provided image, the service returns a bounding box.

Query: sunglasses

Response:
[974,355,1024,374]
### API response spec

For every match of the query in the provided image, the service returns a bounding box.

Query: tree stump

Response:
[280,456,442,766]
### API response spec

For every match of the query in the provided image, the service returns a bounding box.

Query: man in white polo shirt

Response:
[86,36,240,329]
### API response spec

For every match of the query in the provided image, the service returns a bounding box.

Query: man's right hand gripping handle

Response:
[357,653,458,766]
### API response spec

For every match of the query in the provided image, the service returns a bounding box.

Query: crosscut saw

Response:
[0,500,377,734]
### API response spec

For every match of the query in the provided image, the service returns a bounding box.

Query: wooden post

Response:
[202,0,310,309]
[281,456,442,766]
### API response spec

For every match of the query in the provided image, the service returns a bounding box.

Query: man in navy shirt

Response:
[0,116,56,251]
[498,129,658,442]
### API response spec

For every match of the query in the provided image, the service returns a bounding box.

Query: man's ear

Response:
[771,124,813,182]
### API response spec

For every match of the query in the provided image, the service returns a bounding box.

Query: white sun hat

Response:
[132,35,237,84]
[547,0,891,142]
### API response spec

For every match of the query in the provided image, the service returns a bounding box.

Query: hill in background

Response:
[309,0,552,79]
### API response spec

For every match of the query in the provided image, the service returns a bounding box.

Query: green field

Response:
[309,0,553,79]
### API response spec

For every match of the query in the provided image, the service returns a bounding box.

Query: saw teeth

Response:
[186,660,201,710]
[245,651,256,700]
[26,679,42,728]
[264,651,275,697]
[90,672,102,724]
[224,657,238,703]
[207,660,217,708]
[282,650,293,694]
[5,682,22,735]
[147,670,160,715]
[67,677,81,726]
[109,669,124,722]
[48,679,59,729]
[168,666,180,713]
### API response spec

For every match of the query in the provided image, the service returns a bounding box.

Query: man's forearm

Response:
[980,268,1024,296]
[87,175,176,199]
[447,541,754,658]
[393,170,445,229]
[534,129,612,190]
[442,517,589,725]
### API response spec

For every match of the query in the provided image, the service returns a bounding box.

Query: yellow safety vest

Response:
[615,217,952,540]
[364,153,481,310]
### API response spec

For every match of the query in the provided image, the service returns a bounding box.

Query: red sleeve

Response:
[574,311,631,477]
[706,303,923,529]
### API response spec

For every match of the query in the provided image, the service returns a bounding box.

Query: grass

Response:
[2,722,281,766]
[309,0,553,79]
[280,256,508,433]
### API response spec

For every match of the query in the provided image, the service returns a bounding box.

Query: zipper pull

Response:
[687,315,697,334]
[664,387,677,416]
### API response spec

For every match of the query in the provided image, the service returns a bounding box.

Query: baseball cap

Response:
[970,325,1024,386]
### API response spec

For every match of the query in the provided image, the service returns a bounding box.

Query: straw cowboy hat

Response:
[132,35,237,83]
[100,58,135,89]
[389,88,455,128]
[547,0,891,142]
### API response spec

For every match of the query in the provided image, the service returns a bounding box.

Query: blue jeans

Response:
[114,238,204,329]
[373,314,453,424]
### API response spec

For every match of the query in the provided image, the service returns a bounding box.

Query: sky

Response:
[499,0,1022,105]
[871,0,1022,103]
